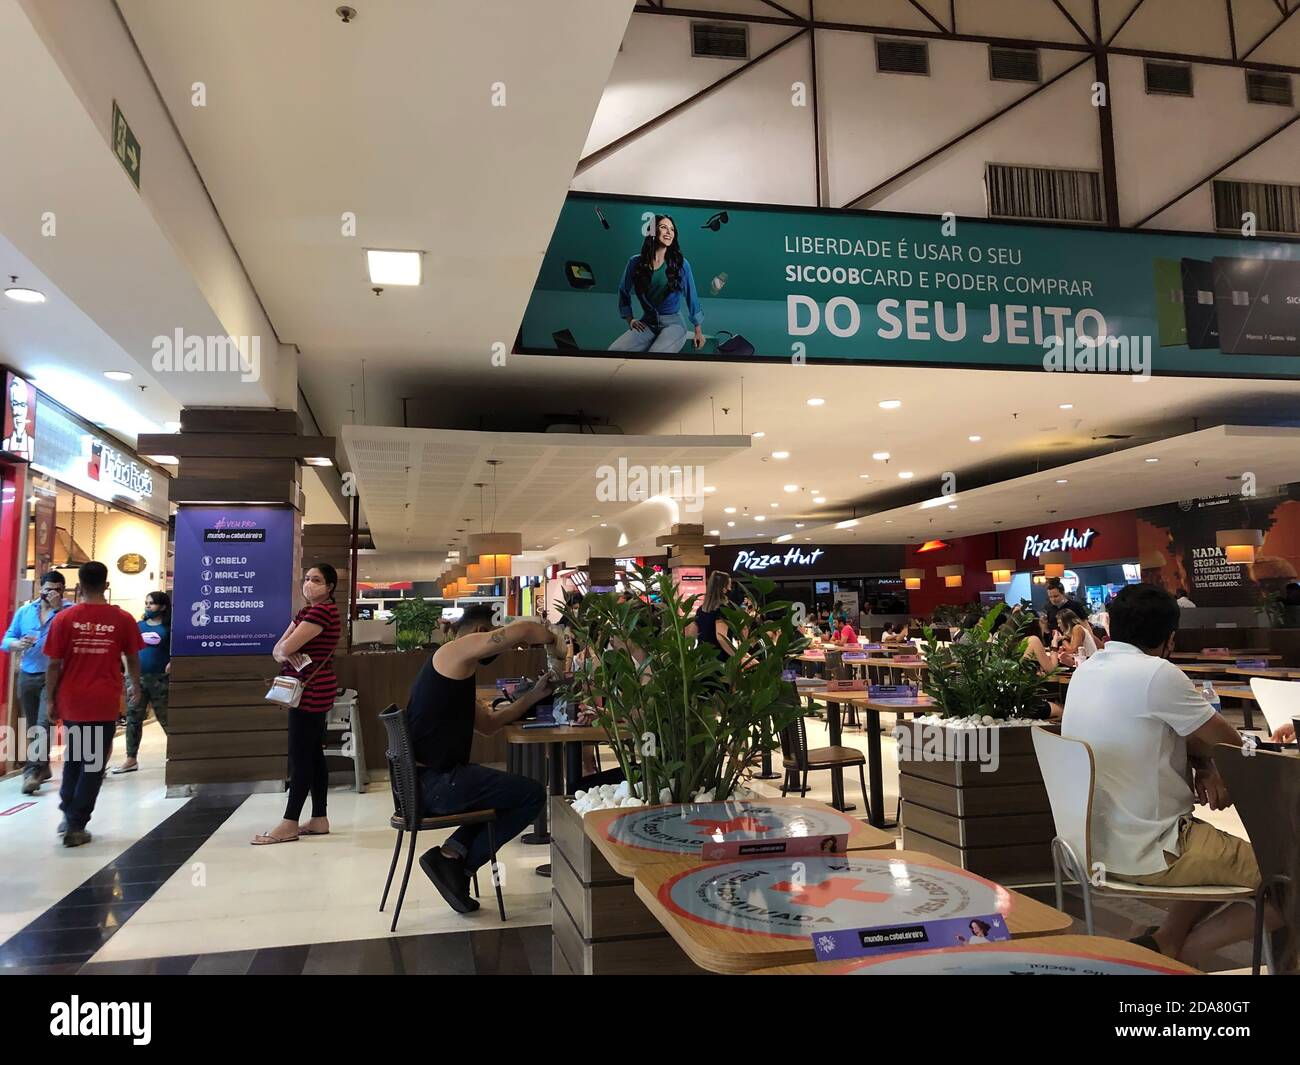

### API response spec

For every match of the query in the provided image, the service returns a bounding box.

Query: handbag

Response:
[265,646,336,708]
[714,330,755,357]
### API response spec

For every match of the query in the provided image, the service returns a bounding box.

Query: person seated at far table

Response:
[1061,584,1283,966]
[406,606,563,914]
[881,621,909,644]
[828,615,858,648]
[1054,608,1100,667]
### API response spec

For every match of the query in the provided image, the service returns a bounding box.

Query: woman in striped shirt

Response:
[253,562,342,845]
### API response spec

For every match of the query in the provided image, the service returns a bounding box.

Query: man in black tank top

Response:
[407,604,562,914]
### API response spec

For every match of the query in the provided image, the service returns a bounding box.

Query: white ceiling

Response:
[118,0,636,442]
[795,424,1300,545]
[341,423,750,557]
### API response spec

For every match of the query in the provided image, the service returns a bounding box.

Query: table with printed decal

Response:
[806,691,935,827]
[583,797,895,879]
[631,848,1073,974]
[747,934,1199,976]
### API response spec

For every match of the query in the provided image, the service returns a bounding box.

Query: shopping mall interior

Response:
[2,0,1300,1008]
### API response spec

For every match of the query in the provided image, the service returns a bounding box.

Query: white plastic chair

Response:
[325,687,368,793]
[1248,678,1300,737]
[1031,726,1271,969]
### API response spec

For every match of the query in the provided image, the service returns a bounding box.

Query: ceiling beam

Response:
[1240,2,1299,60]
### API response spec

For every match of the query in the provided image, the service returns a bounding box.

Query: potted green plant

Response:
[386,597,442,651]
[559,566,806,810]
[897,603,1061,879]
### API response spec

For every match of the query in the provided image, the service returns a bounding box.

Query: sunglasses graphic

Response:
[701,211,729,232]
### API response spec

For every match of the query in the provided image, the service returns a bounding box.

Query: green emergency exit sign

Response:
[111,100,140,188]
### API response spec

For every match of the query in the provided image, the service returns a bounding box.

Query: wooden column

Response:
[138,409,335,790]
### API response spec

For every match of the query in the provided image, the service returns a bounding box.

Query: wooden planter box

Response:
[897,721,1054,884]
[549,797,707,975]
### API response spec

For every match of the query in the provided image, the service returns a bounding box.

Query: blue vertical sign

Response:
[172,506,296,656]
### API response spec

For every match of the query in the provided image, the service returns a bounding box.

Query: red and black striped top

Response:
[280,601,340,712]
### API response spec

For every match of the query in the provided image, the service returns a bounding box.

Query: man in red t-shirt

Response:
[45,561,144,847]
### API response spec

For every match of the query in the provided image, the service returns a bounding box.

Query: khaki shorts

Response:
[1113,817,1260,890]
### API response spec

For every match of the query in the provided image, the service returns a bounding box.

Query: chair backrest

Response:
[1031,726,1096,871]
[378,703,419,829]
[1216,743,1300,972]
[779,713,810,770]
[1248,678,1300,735]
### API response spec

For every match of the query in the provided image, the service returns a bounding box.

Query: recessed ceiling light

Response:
[704,485,717,493]
[4,285,46,304]
[968,435,982,442]
[1059,403,1073,410]
[879,399,902,409]
[813,496,826,504]
[885,520,893,524]
[754,515,766,522]
[592,514,600,518]
[948,504,958,510]
[103,371,133,382]
[774,534,793,543]
[366,248,423,286]
[806,397,825,406]
[566,528,575,533]
[1056,478,1069,484]
[859,473,871,479]
[770,502,779,508]
[709,529,720,535]
[727,521,736,527]
[795,522,805,528]
[783,484,799,492]
[599,523,607,527]
[771,451,790,460]
[752,431,766,439]
[898,471,914,480]
[835,519,859,529]
[872,452,891,461]
[724,506,737,514]
[1145,457,1159,463]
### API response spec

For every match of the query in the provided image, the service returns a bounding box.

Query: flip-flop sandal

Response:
[111,764,139,774]
[299,828,330,836]
[251,833,299,846]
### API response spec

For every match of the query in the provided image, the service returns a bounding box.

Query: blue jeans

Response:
[608,312,690,353]
[417,764,545,873]
[59,721,116,832]
[18,671,49,776]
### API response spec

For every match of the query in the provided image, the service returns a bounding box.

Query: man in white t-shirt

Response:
[1062,583,1280,966]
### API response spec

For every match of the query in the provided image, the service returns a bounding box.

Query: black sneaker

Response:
[419,850,479,914]
[56,819,67,835]
[63,830,92,848]
[21,775,40,795]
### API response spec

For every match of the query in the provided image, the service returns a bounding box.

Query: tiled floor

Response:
[0,711,1265,975]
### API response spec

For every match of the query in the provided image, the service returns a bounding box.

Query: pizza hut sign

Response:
[1022,527,1095,560]
[734,547,825,572]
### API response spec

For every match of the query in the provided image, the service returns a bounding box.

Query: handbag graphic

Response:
[714,330,755,357]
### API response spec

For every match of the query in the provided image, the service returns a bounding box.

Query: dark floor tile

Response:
[470,927,535,975]
[57,881,161,908]
[0,925,117,966]
[246,943,311,975]
[519,924,553,975]
[104,839,213,869]
[187,949,257,975]
[80,955,200,975]
[0,960,85,975]
[22,901,142,933]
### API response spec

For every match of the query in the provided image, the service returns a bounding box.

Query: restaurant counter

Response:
[333,646,549,772]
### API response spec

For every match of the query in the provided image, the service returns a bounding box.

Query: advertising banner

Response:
[1137,485,1300,609]
[1,372,35,462]
[172,506,296,656]
[519,193,1300,378]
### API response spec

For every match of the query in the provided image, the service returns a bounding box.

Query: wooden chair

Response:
[778,713,869,811]
[1032,727,1271,969]
[377,704,506,931]
[1248,678,1300,737]
[1215,744,1299,974]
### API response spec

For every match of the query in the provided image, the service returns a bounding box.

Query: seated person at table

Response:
[881,621,909,644]
[407,606,562,914]
[1054,608,1099,665]
[1062,584,1281,965]
[831,616,858,647]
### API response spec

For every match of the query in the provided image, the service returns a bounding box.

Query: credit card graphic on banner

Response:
[1214,257,1300,356]
[518,192,1300,377]
[1179,258,1220,349]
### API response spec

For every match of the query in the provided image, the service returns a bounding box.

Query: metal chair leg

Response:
[1051,838,1065,914]
[472,870,480,899]
[857,764,869,813]
[380,828,403,912]
[390,828,419,933]
[1252,887,1266,975]
[487,821,507,921]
